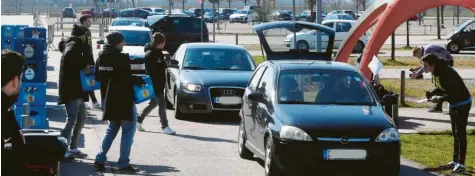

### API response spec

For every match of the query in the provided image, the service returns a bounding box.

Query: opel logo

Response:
[220,89,235,96]
[340,136,349,144]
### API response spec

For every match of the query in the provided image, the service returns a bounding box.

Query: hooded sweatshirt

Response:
[71,24,94,65]
[144,43,168,94]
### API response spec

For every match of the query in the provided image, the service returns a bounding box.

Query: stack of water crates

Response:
[2,24,49,129]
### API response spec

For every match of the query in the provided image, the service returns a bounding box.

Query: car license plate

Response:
[130,64,145,70]
[215,96,242,105]
[323,149,367,160]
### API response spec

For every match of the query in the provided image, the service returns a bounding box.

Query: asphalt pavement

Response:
[3,14,472,176]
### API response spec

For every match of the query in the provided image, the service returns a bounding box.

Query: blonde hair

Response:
[412,46,423,57]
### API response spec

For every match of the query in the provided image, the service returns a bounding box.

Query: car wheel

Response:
[353,41,365,53]
[238,120,254,160]
[447,42,461,54]
[174,93,186,120]
[296,40,309,50]
[265,136,281,176]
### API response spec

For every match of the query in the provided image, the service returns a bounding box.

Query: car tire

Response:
[265,136,281,176]
[447,42,461,54]
[296,40,310,50]
[353,41,365,53]
[238,120,254,160]
[174,93,186,120]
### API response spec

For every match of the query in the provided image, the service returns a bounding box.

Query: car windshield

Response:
[205,12,214,16]
[110,30,151,46]
[278,70,375,105]
[112,19,145,27]
[339,14,355,20]
[235,10,247,14]
[154,9,164,13]
[183,48,255,71]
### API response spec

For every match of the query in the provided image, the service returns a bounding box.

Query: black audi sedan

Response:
[166,43,256,119]
[237,21,400,176]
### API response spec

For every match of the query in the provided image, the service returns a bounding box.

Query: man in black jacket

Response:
[2,50,26,175]
[58,35,90,159]
[72,15,102,110]
[136,32,176,135]
[422,53,471,173]
[94,32,144,172]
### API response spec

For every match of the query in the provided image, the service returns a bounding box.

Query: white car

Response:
[284,20,368,53]
[229,10,256,23]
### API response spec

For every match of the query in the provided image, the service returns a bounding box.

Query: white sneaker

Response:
[162,127,176,135]
[85,103,92,110]
[136,123,145,131]
[93,103,102,109]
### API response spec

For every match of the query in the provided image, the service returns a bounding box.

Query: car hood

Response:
[122,46,145,59]
[181,70,252,88]
[230,14,246,18]
[275,104,394,137]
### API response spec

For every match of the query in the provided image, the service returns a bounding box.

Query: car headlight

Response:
[280,126,313,141]
[185,83,202,92]
[375,128,400,142]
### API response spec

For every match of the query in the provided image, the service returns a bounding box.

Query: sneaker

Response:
[136,122,145,131]
[94,162,105,172]
[85,103,92,110]
[162,126,176,135]
[93,103,102,109]
[70,149,88,158]
[439,161,457,170]
[119,165,139,173]
[453,164,466,173]
[428,107,443,113]
[64,151,75,160]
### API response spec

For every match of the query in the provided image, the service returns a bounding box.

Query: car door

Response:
[167,45,185,101]
[242,65,267,146]
[254,66,274,151]
[335,22,352,48]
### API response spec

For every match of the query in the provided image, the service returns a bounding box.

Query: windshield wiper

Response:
[279,100,313,104]
[183,66,205,70]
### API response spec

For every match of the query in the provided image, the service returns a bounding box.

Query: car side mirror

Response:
[169,59,179,68]
[248,91,263,101]
[97,40,105,44]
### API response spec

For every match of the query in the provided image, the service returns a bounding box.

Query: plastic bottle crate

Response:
[1,25,17,38]
[16,82,47,107]
[16,25,29,38]
[1,37,15,51]
[14,38,48,82]
[23,27,47,39]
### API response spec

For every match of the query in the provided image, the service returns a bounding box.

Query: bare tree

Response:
[239,0,247,6]
[306,0,316,21]
[325,0,345,10]
[175,0,188,10]
[226,0,234,8]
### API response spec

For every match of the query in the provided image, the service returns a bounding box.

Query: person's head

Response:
[79,15,92,29]
[106,32,125,50]
[1,50,25,96]
[420,53,443,73]
[152,32,166,49]
[412,46,423,59]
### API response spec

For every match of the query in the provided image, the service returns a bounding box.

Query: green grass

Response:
[401,130,475,175]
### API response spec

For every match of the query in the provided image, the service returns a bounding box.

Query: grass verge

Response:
[401,130,475,175]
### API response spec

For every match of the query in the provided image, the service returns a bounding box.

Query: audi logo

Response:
[220,89,236,96]
[340,136,349,144]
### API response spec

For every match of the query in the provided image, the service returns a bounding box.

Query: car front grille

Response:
[209,87,245,110]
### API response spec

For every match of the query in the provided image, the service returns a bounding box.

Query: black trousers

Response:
[449,103,471,165]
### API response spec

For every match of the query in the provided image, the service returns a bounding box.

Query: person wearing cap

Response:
[93,32,145,172]
[72,15,102,110]
[58,30,90,160]
[421,53,471,174]
[411,45,454,113]
[2,50,26,176]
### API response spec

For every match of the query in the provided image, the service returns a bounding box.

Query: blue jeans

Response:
[95,105,137,169]
[60,98,86,150]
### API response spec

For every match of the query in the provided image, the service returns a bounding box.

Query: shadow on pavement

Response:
[399,116,475,129]
[60,160,105,176]
[47,66,55,71]
[97,161,180,175]
[400,165,439,176]
[46,81,58,89]
[183,113,241,126]
[46,94,59,103]
[141,133,238,143]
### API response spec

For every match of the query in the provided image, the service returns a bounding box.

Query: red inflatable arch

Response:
[335,0,475,80]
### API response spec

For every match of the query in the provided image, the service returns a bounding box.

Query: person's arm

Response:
[144,51,159,75]
[439,69,462,102]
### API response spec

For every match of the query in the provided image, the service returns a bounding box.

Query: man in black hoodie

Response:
[58,34,90,159]
[136,32,176,135]
[2,50,26,176]
[94,32,144,172]
[72,15,102,110]
[422,53,471,174]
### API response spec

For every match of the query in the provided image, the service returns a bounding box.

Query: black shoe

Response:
[428,107,443,113]
[94,162,105,172]
[119,165,139,173]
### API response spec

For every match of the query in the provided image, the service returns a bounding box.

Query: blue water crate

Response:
[23,27,47,39]
[22,62,47,83]
[15,106,49,129]
[1,25,16,38]
[15,25,29,38]
[133,75,155,104]
[14,38,46,62]
[16,82,47,107]
[1,37,15,51]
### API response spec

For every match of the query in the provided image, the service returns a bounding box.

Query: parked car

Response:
[229,10,255,23]
[218,8,236,20]
[103,8,119,18]
[190,8,212,17]
[239,21,400,176]
[270,10,292,21]
[152,8,165,14]
[62,7,76,18]
[243,5,259,12]
[329,10,357,20]
[149,16,209,54]
[204,12,219,23]
[446,19,475,53]
[323,14,355,21]
[120,8,152,19]
[284,20,367,53]
[165,43,256,119]
[139,7,153,12]
[107,17,150,32]
[80,8,99,18]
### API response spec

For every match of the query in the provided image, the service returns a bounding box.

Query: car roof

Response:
[267,60,357,72]
[322,20,355,23]
[114,17,146,21]
[184,43,247,50]
[108,26,151,31]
